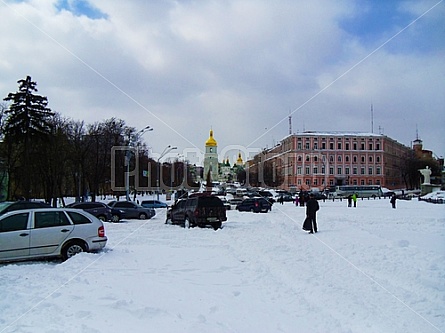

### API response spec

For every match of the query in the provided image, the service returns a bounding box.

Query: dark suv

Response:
[166,194,227,229]
[66,202,122,222]
[236,197,272,213]
[0,201,51,216]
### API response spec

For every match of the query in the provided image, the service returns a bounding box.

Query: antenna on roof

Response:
[288,110,292,135]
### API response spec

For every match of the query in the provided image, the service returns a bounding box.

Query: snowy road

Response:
[1,198,444,333]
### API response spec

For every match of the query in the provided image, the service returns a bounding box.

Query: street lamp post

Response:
[126,126,153,201]
[157,145,177,200]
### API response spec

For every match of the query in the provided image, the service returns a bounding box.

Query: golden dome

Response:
[236,152,243,164]
[205,129,217,147]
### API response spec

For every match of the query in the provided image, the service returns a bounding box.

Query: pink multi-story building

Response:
[248,131,412,191]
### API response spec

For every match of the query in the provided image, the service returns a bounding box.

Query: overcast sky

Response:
[1,0,444,164]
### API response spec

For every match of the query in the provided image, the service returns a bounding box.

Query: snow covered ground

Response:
[0,196,444,333]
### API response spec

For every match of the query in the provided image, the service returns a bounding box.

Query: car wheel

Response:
[139,213,147,220]
[62,241,86,260]
[184,217,191,229]
[97,215,107,222]
[111,214,120,223]
[213,222,222,230]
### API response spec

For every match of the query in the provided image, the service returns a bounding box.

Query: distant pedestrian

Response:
[295,196,299,206]
[304,193,319,234]
[352,193,357,207]
[390,194,397,209]
[347,195,352,207]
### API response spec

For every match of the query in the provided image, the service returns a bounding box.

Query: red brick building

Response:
[248,131,412,191]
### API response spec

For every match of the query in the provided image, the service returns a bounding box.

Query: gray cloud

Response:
[0,0,443,161]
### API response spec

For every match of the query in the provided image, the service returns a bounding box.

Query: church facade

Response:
[202,129,245,184]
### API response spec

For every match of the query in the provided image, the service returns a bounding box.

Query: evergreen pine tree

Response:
[3,76,54,199]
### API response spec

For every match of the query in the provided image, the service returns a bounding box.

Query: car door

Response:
[29,210,73,256]
[114,202,136,218]
[0,212,31,261]
[170,200,185,222]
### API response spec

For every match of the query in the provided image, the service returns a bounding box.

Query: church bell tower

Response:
[203,129,219,183]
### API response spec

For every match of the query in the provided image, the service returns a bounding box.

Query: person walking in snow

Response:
[305,193,319,234]
[347,194,352,207]
[390,194,397,209]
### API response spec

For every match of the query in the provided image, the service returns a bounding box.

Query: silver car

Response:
[0,208,107,263]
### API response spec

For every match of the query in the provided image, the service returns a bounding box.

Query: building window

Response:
[314,143,318,150]
[361,180,365,185]
[353,156,357,163]
[321,142,326,149]
[338,155,342,162]
[369,143,373,150]
[376,156,380,163]
[298,155,302,162]
[305,167,310,175]
[369,156,373,163]
[321,166,325,174]
[314,167,318,174]
[330,143,334,150]
[345,167,350,175]
[330,155,334,162]
[306,179,310,186]
[314,156,318,162]
[306,155,310,162]
[297,142,302,149]
[313,179,318,186]
[298,179,302,185]
[337,167,342,175]
[329,167,334,175]
[353,167,358,175]
[353,179,358,185]
[361,143,365,150]
[368,167,373,175]
[345,143,350,150]
[353,142,357,150]
[376,143,380,150]
[305,142,310,149]
[376,167,381,175]
[338,142,342,150]
[361,167,365,175]
[361,156,365,163]
[297,167,302,175]
[345,156,350,162]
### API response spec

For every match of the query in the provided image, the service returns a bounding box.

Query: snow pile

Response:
[0,198,444,333]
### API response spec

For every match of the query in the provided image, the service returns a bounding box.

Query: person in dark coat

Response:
[305,194,320,233]
[347,194,352,207]
[390,194,397,209]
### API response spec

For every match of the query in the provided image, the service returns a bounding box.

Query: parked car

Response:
[0,201,51,216]
[67,202,113,222]
[166,194,227,230]
[140,200,168,209]
[108,201,155,220]
[276,194,295,202]
[0,208,107,262]
[236,197,272,213]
